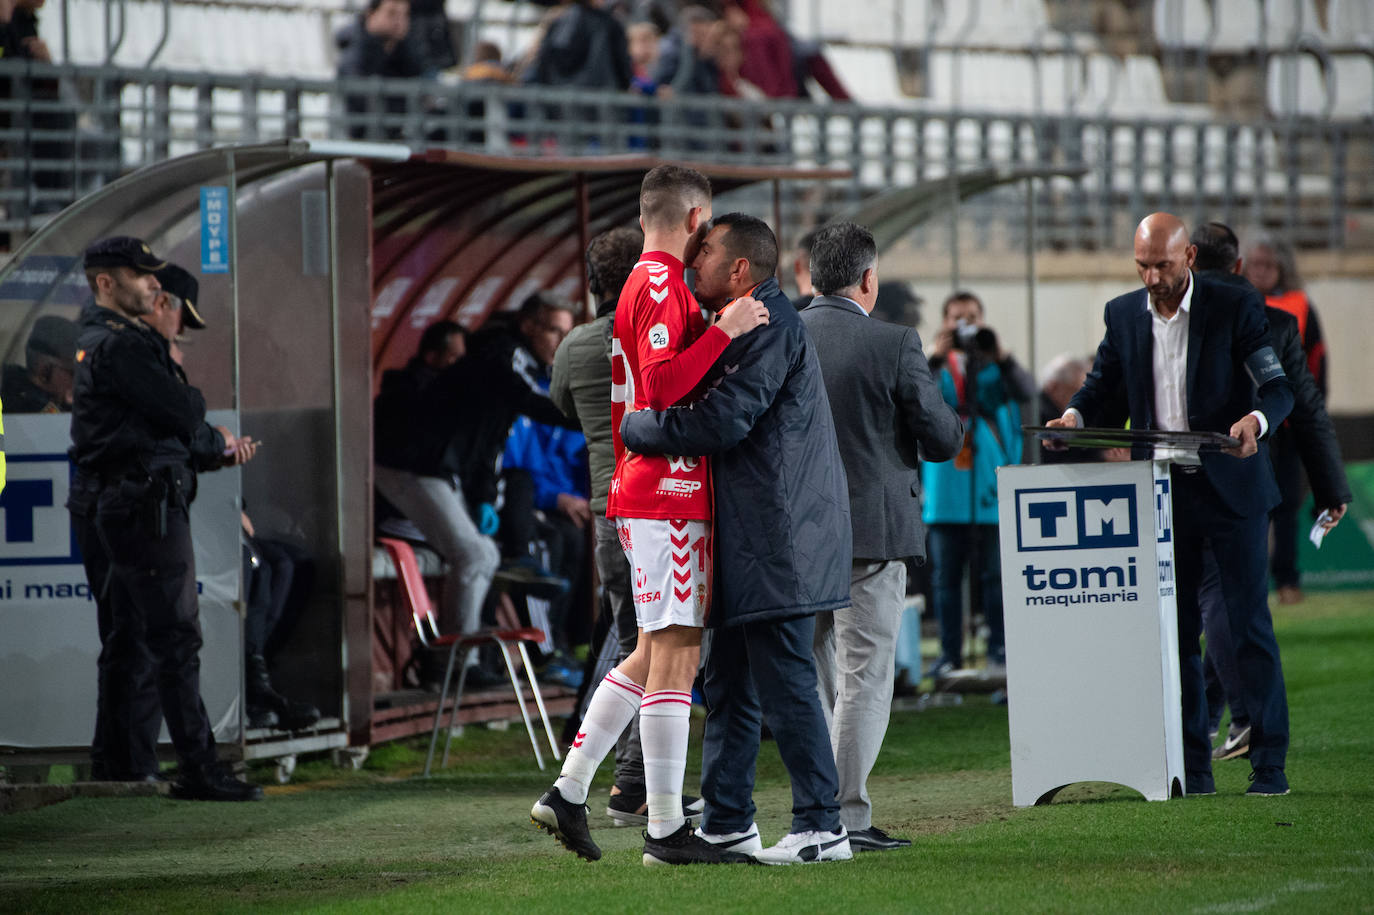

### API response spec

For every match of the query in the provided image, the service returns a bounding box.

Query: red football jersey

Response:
[607,251,729,520]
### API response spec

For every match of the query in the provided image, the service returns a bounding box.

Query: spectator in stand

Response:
[653,5,721,96]
[791,229,817,309]
[406,0,456,73]
[2,315,76,414]
[723,0,850,101]
[627,19,665,96]
[522,0,632,90]
[1242,233,1326,605]
[336,0,430,140]
[713,20,765,100]
[458,41,513,145]
[921,291,1033,680]
[1191,221,1349,763]
[460,40,512,83]
[1,0,74,211]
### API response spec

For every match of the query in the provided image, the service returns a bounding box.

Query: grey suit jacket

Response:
[800,295,964,561]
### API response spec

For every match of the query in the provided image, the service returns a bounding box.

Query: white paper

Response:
[1309,509,1335,549]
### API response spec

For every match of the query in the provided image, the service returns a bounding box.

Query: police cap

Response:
[154,263,207,330]
[82,236,166,274]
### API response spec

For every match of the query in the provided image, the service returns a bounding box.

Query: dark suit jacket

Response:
[1268,306,1351,508]
[621,277,852,627]
[800,296,964,561]
[1069,272,1293,521]
[1197,270,1350,510]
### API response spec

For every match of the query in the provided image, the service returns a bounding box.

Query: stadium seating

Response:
[1266,52,1328,118]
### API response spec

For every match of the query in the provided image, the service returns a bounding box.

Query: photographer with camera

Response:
[921,291,1033,682]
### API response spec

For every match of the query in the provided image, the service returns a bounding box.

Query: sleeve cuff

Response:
[1250,410,1269,438]
[1064,407,1084,428]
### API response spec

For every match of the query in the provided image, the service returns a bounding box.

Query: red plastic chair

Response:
[376,537,561,773]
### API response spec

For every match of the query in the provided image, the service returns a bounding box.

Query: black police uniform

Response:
[68,237,260,800]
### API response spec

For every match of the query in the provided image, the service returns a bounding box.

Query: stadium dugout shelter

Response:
[0,140,867,776]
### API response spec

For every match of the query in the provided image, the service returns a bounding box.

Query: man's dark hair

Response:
[795,228,819,257]
[586,226,644,302]
[417,320,466,358]
[640,165,711,232]
[809,222,876,296]
[518,291,577,322]
[710,213,778,284]
[1191,221,1240,273]
[366,0,405,13]
[941,290,984,319]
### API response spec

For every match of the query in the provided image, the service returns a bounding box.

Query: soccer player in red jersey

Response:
[532,165,768,865]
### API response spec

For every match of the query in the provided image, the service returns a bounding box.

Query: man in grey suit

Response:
[802,222,964,850]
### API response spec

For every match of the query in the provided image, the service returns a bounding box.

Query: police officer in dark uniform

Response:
[68,236,261,800]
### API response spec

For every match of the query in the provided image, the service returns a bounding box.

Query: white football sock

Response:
[640,689,692,839]
[553,668,642,805]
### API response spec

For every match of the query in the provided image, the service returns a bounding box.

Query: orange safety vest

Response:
[1265,288,1324,385]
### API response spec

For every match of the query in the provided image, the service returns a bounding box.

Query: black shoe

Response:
[607,790,703,827]
[642,822,752,866]
[847,826,912,851]
[461,664,508,691]
[1185,770,1216,796]
[247,654,321,730]
[1246,766,1290,796]
[247,704,280,729]
[171,765,264,802]
[531,787,601,861]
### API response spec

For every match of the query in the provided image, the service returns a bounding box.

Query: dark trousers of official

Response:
[71,490,218,777]
[1172,470,1289,776]
[1268,432,1303,590]
[700,612,841,836]
[928,523,1005,666]
[1199,547,1250,733]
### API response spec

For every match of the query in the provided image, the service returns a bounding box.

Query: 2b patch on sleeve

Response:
[648,323,670,350]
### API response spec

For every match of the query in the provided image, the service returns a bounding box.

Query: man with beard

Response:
[68,237,260,799]
[622,212,854,865]
[1046,212,1294,797]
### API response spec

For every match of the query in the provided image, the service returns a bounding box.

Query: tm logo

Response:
[1015,485,1138,552]
[0,454,80,566]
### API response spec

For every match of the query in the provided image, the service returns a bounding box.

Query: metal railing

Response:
[1,59,1370,249]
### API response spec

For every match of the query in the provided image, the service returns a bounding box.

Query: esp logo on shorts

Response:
[1015,485,1137,552]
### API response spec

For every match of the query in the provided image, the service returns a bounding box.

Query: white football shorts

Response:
[614,517,712,631]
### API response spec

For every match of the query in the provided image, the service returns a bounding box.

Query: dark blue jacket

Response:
[620,277,851,627]
[1069,271,1293,521]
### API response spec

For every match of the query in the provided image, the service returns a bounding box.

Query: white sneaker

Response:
[754,828,852,865]
[695,822,763,857]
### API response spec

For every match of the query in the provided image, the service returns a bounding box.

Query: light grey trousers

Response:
[812,558,907,832]
[374,466,500,640]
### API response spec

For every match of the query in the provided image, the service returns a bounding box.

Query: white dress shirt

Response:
[1149,273,1199,464]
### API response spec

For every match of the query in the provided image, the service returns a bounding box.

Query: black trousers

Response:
[70,475,217,777]
[701,613,841,836]
[1172,469,1289,776]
